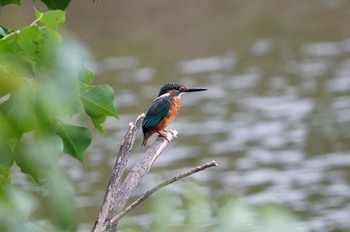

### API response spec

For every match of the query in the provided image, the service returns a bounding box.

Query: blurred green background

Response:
[2,1,350,231]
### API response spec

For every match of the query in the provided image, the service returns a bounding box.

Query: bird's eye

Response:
[179,86,186,91]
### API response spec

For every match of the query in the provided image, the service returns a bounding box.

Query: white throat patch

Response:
[158,93,170,98]
[158,92,184,99]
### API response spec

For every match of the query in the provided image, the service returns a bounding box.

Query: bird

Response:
[142,83,207,146]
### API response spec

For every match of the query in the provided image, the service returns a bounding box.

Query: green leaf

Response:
[34,9,65,29]
[40,0,70,10]
[81,84,118,119]
[0,25,13,38]
[92,115,106,132]
[0,27,7,38]
[14,136,63,182]
[17,25,44,60]
[56,123,91,161]
[0,0,20,7]
[0,142,13,168]
[79,68,94,85]
[0,186,38,232]
[6,90,37,133]
[46,173,77,231]
[0,114,15,170]
[0,32,22,57]
[44,26,62,44]
[0,164,10,185]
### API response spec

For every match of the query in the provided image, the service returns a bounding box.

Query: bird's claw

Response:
[157,131,170,142]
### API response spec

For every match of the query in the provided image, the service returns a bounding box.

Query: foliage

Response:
[1,0,67,10]
[120,184,305,232]
[0,8,117,231]
[0,8,117,183]
[1,0,99,10]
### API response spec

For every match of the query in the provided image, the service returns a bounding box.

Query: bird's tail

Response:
[141,136,148,146]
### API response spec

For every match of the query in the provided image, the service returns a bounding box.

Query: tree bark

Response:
[92,114,217,232]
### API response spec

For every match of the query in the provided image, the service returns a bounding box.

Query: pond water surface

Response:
[63,38,350,232]
[3,1,350,232]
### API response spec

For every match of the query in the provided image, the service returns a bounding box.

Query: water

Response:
[2,1,350,231]
[63,38,350,232]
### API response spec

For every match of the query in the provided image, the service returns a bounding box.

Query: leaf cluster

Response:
[0,0,69,10]
[0,0,99,10]
[0,8,117,231]
[0,8,117,182]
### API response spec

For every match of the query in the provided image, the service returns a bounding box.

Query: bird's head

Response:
[158,82,207,97]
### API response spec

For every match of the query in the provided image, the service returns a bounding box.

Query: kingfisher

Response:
[142,83,207,146]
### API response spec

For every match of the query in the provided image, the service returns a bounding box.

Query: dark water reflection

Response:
[67,38,350,232]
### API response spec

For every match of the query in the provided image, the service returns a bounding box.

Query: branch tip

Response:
[168,130,178,138]
[111,160,218,223]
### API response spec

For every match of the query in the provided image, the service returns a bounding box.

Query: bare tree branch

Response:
[92,114,144,232]
[111,160,218,223]
[92,115,178,232]
[92,114,217,232]
[114,130,178,214]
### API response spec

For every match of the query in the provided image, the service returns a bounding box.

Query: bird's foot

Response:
[157,131,170,142]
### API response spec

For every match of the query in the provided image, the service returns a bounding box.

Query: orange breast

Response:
[143,96,181,145]
[154,96,181,131]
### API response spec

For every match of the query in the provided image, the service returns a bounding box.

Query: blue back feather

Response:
[142,95,171,133]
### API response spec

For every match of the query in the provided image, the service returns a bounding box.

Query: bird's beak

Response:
[182,87,207,93]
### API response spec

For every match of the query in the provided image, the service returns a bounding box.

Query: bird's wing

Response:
[142,97,170,133]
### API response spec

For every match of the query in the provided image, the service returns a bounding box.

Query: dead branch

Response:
[114,130,178,215]
[92,114,216,232]
[92,114,145,232]
[111,160,218,223]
